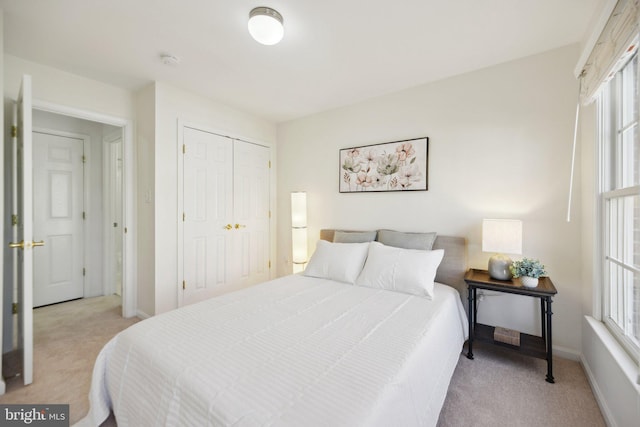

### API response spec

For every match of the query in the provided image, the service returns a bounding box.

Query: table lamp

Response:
[291,192,308,273]
[482,219,522,280]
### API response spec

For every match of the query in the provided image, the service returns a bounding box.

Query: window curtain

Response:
[579,0,639,104]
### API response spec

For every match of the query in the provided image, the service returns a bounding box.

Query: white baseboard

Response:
[553,345,580,361]
[580,354,617,427]
[136,309,151,320]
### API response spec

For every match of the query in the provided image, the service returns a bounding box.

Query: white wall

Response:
[276,44,583,354]
[146,81,276,315]
[582,317,640,427]
[134,83,156,318]
[4,55,133,120]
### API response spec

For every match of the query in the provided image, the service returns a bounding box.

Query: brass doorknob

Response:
[224,224,233,230]
[8,241,24,249]
[234,224,246,229]
[8,240,44,249]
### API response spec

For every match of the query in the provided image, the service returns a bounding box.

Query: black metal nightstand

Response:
[464,268,558,383]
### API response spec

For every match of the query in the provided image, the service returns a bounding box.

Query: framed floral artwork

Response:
[339,137,428,193]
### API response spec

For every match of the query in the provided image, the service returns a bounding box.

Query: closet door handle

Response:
[234,224,246,229]
[223,224,233,230]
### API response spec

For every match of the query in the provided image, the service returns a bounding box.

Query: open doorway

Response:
[2,101,135,361]
[30,109,122,307]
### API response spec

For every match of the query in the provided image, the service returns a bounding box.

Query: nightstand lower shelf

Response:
[473,323,547,360]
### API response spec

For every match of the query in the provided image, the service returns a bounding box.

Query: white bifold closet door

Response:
[232,140,270,288]
[182,126,270,306]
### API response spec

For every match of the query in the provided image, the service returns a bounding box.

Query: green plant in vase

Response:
[510,258,546,288]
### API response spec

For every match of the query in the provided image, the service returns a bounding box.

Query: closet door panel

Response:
[182,127,233,305]
[233,140,270,287]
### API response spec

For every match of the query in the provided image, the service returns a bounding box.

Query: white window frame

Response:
[597,52,640,363]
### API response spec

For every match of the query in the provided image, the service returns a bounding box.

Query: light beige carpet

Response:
[438,342,606,427]
[0,295,139,425]
[1,297,606,427]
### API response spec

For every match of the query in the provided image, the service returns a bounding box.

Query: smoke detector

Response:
[160,54,180,66]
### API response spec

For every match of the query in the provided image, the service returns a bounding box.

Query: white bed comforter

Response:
[78,275,468,427]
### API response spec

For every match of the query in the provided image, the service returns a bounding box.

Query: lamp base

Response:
[292,262,306,274]
[488,254,513,280]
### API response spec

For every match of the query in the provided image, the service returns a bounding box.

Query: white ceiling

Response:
[0,0,605,123]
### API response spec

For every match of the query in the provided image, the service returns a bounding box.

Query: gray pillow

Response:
[376,229,437,250]
[333,230,377,243]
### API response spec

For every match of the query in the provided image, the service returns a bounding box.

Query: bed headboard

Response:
[319,229,467,298]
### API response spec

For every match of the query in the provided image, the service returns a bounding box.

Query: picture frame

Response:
[339,137,429,193]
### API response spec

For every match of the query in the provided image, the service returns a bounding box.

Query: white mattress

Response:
[77,275,468,427]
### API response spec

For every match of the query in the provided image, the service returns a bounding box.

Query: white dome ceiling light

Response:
[248,7,284,45]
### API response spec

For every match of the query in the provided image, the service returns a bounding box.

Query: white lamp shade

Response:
[292,228,308,264]
[291,191,308,271]
[248,7,284,45]
[482,219,522,255]
[291,192,307,228]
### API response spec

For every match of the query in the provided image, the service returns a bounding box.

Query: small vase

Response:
[521,276,539,288]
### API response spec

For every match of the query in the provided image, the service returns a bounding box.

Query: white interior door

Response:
[32,131,85,307]
[108,138,123,296]
[182,127,233,305]
[233,140,271,287]
[9,75,34,385]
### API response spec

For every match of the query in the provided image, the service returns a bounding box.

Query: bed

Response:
[78,231,468,427]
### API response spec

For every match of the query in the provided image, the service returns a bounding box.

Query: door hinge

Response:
[12,303,18,314]
[183,212,186,222]
[11,126,17,138]
[269,260,271,269]
[83,268,86,276]
[182,280,186,290]
[124,227,128,234]
[182,144,186,154]
[269,210,271,219]
[82,211,86,220]
[268,160,271,168]
[11,214,18,226]
[82,155,87,163]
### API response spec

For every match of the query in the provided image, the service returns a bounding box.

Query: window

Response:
[598,51,640,362]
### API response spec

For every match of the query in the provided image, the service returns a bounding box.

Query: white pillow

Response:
[303,240,370,284]
[355,242,444,299]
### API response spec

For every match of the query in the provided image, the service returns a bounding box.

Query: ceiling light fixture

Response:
[248,7,284,45]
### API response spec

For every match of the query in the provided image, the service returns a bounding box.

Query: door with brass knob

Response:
[10,74,34,386]
[232,140,270,288]
[33,129,85,308]
[180,128,271,307]
[182,127,233,307]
